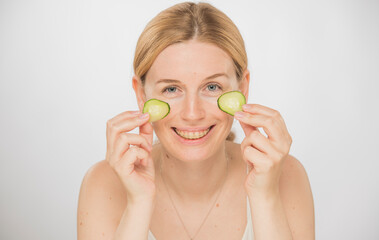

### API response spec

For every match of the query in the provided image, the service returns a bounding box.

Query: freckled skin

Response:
[77,38,314,239]
[141,40,240,163]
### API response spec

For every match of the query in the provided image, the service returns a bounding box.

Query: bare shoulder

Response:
[279,155,315,239]
[279,155,313,196]
[282,155,307,177]
[77,160,127,239]
[80,160,125,192]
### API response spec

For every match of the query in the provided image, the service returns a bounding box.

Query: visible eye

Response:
[163,86,177,93]
[206,83,221,92]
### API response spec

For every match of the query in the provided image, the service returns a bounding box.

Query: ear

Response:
[239,69,250,102]
[132,75,146,111]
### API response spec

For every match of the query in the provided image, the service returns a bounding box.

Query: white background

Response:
[1,0,378,239]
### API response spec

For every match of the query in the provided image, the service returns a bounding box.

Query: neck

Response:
[158,143,229,203]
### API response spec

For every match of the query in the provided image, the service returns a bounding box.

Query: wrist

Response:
[246,187,280,202]
[127,194,156,207]
[125,196,156,219]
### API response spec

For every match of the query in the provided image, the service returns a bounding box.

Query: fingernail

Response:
[139,113,149,119]
[242,104,251,110]
[234,111,246,119]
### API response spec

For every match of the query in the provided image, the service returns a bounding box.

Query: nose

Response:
[180,94,206,121]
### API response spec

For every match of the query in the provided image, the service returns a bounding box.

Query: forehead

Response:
[145,40,235,82]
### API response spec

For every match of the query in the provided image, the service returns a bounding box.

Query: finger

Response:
[106,110,141,138]
[235,111,284,142]
[244,146,279,173]
[111,133,152,164]
[139,121,154,146]
[242,104,278,117]
[240,104,293,151]
[107,113,150,155]
[242,104,288,137]
[238,120,259,137]
[241,130,278,155]
[106,111,140,153]
[108,132,131,167]
[108,110,142,125]
[243,145,267,170]
[108,113,149,134]
[115,147,149,176]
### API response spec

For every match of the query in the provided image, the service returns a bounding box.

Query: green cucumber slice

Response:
[217,91,246,116]
[142,99,170,122]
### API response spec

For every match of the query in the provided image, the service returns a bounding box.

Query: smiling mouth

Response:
[173,125,215,140]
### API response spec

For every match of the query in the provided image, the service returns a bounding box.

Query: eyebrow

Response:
[156,73,229,84]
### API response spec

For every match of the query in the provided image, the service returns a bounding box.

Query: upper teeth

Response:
[175,128,211,139]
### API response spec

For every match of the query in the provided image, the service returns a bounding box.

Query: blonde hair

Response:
[133,2,248,141]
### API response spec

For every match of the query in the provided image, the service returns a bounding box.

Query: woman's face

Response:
[136,40,249,162]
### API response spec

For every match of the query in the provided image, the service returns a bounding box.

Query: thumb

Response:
[238,119,258,137]
[139,121,154,146]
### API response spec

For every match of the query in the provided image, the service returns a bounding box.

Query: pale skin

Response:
[77,40,315,240]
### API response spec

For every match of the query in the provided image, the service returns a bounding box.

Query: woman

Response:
[77,2,314,240]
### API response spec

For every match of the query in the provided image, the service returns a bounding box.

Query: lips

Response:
[173,125,214,140]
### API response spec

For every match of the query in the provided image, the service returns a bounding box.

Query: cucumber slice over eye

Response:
[142,99,170,122]
[217,91,246,116]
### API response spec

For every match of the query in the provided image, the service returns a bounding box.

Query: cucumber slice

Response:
[217,91,246,116]
[142,99,170,122]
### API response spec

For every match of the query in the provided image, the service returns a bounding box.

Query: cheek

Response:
[220,113,234,128]
[151,120,167,139]
[203,97,232,121]
[165,99,184,114]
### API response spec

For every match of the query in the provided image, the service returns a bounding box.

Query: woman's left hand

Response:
[234,104,292,198]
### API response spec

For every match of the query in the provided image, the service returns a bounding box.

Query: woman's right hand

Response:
[105,110,155,204]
